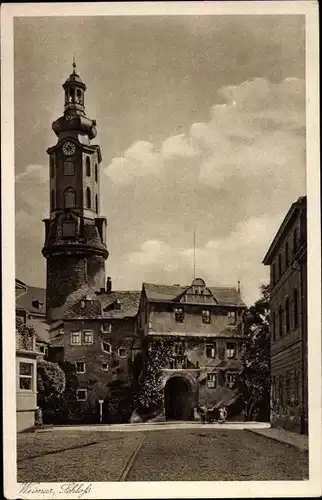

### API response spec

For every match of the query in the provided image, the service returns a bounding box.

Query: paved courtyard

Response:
[17,428,308,482]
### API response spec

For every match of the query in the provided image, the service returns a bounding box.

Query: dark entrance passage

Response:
[164,377,194,421]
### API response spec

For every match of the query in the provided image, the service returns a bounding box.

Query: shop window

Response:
[76,389,87,401]
[202,309,211,324]
[206,343,216,358]
[174,307,184,323]
[19,362,33,390]
[70,331,81,345]
[226,342,236,359]
[83,330,93,344]
[206,373,217,389]
[75,361,85,373]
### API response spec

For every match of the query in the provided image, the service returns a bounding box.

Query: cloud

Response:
[120,212,284,305]
[161,134,198,158]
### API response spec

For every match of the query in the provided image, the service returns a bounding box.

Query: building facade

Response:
[138,279,247,420]
[263,196,307,434]
[42,61,108,323]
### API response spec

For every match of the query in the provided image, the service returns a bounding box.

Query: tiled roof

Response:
[98,291,141,318]
[143,283,245,307]
[16,284,46,315]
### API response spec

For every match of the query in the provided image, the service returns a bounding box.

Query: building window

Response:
[64,161,75,176]
[76,88,82,104]
[76,389,87,401]
[285,297,290,333]
[293,228,298,254]
[50,157,55,178]
[86,156,91,176]
[293,288,299,328]
[206,373,217,389]
[101,363,109,371]
[174,307,184,322]
[70,331,81,345]
[118,347,127,358]
[19,362,33,391]
[64,187,76,208]
[86,187,91,209]
[226,342,236,359]
[278,253,282,277]
[102,341,111,353]
[75,361,85,373]
[62,221,77,238]
[202,310,211,324]
[227,311,236,325]
[174,343,184,356]
[83,330,93,344]
[206,343,216,358]
[101,323,112,334]
[95,194,98,213]
[278,305,283,337]
[272,311,276,341]
[272,263,276,286]
[285,241,289,267]
[226,373,236,389]
[51,189,55,210]
[95,163,98,182]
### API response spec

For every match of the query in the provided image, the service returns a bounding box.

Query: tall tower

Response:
[42,61,109,322]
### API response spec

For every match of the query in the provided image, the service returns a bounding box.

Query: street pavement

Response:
[17,428,308,482]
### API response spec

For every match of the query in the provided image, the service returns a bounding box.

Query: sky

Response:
[14,15,306,305]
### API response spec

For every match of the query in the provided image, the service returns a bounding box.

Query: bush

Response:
[37,360,66,424]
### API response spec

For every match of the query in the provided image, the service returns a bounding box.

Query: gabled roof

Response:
[263,196,306,265]
[143,283,246,307]
[16,284,46,315]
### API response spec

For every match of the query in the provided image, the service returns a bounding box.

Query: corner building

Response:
[42,62,109,322]
[263,196,307,434]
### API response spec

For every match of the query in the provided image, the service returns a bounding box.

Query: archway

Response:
[164,376,194,421]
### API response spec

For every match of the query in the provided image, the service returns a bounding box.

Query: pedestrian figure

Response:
[219,406,227,424]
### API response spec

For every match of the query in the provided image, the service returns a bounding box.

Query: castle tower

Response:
[42,60,109,322]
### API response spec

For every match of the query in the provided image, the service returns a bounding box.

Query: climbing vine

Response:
[137,337,175,411]
[16,317,36,350]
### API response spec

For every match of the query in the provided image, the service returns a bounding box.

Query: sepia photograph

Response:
[1,2,321,499]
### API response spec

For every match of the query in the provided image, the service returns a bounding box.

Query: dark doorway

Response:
[164,377,193,421]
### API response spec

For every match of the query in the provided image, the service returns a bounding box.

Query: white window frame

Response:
[76,389,87,401]
[102,341,111,354]
[226,373,236,389]
[70,331,81,345]
[19,362,34,391]
[118,347,127,358]
[206,373,217,389]
[206,343,216,358]
[101,363,109,371]
[75,361,86,374]
[100,323,112,333]
[83,330,93,345]
[202,309,211,324]
[226,342,237,359]
[174,307,184,323]
[227,311,237,324]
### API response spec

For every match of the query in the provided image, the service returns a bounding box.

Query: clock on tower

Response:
[42,61,109,322]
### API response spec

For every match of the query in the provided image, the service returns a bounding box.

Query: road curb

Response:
[245,429,308,452]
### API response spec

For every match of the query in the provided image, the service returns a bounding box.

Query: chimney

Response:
[106,277,112,294]
[237,280,241,294]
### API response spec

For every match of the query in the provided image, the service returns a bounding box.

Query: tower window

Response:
[95,194,98,213]
[62,221,77,238]
[86,187,91,209]
[64,187,76,208]
[64,161,75,176]
[76,89,82,104]
[95,163,98,182]
[51,189,55,210]
[70,88,75,103]
[50,157,55,178]
[86,157,91,177]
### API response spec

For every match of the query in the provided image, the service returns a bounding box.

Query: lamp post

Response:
[98,399,104,424]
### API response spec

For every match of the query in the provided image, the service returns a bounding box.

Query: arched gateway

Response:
[164,376,194,421]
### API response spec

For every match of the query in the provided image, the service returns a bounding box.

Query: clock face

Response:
[62,141,76,156]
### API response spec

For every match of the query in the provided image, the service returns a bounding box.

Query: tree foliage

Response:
[237,284,270,421]
[37,360,66,423]
[16,317,36,350]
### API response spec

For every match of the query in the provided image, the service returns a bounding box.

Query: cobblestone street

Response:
[17,428,308,482]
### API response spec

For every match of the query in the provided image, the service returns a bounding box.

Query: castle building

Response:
[263,196,307,434]
[138,279,247,420]
[42,61,109,323]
